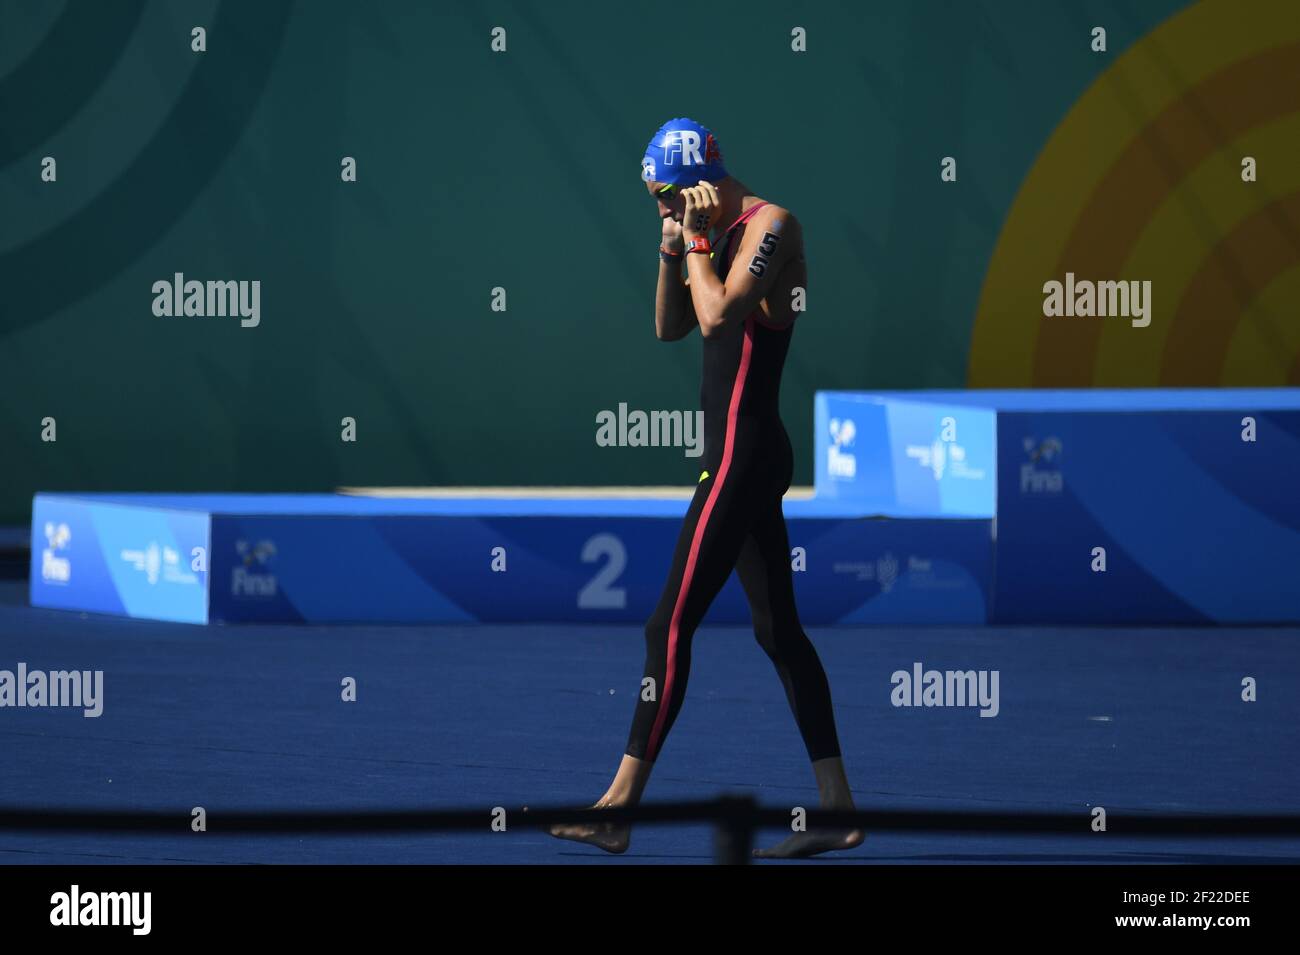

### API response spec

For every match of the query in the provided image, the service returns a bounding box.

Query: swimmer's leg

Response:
[550,472,752,853]
[735,498,863,859]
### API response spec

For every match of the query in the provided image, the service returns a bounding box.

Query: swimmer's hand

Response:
[681,180,721,242]
[661,216,684,253]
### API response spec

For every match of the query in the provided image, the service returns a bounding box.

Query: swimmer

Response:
[550,118,863,859]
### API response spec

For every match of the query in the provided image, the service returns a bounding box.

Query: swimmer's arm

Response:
[686,207,799,338]
[655,261,697,341]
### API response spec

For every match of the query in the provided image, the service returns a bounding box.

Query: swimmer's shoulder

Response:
[748,201,803,254]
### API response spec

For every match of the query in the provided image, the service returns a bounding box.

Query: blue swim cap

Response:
[641,117,727,186]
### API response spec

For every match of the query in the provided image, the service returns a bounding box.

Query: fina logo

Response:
[905,416,985,482]
[827,418,857,479]
[875,552,899,594]
[119,542,162,585]
[908,438,948,480]
[1020,436,1063,495]
[119,542,191,585]
[41,522,72,584]
[232,539,277,598]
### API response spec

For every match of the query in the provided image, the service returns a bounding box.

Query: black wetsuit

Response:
[626,201,842,764]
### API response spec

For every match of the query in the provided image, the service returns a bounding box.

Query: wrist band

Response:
[659,246,683,263]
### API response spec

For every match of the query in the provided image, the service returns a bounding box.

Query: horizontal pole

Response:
[1,803,1298,836]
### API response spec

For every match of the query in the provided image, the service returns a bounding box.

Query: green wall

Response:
[0,0,1192,523]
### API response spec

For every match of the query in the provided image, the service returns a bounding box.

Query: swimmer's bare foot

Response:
[752,757,864,858]
[752,827,864,859]
[546,803,631,854]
